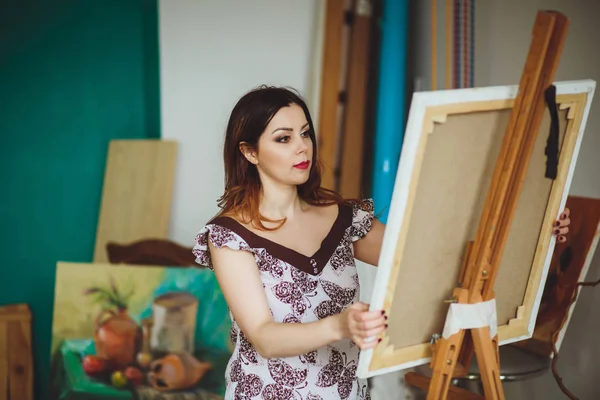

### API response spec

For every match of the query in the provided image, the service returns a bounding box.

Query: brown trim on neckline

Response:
[209,204,353,276]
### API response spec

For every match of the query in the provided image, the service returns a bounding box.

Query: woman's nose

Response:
[296,136,308,153]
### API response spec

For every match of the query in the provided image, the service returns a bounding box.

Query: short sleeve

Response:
[192,223,255,270]
[349,198,375,242]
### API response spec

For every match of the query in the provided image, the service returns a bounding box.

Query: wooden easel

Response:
[405,10,570,400]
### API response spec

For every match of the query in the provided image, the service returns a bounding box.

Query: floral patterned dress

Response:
[193,199,374,400]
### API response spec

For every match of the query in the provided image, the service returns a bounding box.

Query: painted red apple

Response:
[82,355,108,376]
[124,366,144,386]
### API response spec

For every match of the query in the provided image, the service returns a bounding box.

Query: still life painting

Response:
[50,261,232,400]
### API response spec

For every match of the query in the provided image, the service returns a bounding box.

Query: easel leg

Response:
[471,327,505,399]
[427,331,466,400]
[427,288,470,400]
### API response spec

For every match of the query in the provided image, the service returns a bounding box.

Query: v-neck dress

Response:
[193,199,375,400]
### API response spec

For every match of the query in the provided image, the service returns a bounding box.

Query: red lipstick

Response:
[294,161,310,170]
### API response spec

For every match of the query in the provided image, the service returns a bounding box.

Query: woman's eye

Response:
[276,136,290,143]
[301,130,310,137]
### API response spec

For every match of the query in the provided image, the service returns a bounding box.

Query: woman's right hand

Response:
[338,302,388,350]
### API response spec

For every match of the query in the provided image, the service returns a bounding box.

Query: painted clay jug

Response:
[94,308,140,369]
[147,353,212,392]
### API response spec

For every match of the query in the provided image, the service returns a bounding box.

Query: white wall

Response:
[475,2,600,399]
[159,0,324,246]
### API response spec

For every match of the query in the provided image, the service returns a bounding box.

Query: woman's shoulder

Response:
[343,197,375,241]
[342,197,374,213]
[192,215,256,269]
[333,197,374,219]
[309,197,375,238]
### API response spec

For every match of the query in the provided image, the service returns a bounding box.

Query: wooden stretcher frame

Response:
[357,79,596,379]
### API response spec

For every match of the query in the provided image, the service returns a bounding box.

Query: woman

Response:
[193,86,570,399]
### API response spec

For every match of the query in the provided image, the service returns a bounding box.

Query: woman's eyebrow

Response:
[271,122,310,135]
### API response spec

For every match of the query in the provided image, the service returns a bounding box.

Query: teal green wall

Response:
[0,1,161,398]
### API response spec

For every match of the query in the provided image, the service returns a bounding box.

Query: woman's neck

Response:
[259,183,304,221]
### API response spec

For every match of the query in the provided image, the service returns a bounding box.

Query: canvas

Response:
[357,79,596,379]
[50,261,231,400]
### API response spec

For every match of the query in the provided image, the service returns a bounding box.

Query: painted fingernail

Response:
[381,310,385,315]
[554,229,560,235]
[554,221,560,227]
[378,338,382,343]
[384,315,388,320]
[385,324,388,329]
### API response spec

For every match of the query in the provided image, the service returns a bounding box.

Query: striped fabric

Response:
[448,0,475,89]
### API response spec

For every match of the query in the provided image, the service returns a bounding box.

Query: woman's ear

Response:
[239,142,258,165]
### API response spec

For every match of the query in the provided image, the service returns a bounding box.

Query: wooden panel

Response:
[93,140,177,263]
[338,2,372,198]
[317,0,347,190]
[0,304,33,400]
[356,80,596,378]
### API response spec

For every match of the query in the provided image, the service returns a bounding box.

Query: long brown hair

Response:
[216,85,346,230]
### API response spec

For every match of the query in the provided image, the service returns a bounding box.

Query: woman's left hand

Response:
[553,208,571,243]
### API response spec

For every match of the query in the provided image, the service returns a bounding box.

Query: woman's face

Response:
[241,104,313,188]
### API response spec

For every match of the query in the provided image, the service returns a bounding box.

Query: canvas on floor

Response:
[50,261,231,400]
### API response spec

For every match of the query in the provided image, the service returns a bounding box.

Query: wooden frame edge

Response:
[501,94,588,344]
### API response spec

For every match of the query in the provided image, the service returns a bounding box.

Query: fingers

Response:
[554,217,570,228]
[553,208,571,243]
[354,337,380,350]
[351,308,385,323]
[553,226,569,236]
[351,315,385,330]
[347,308,388,349]
[352,319,387,338]
[349,302,370,312]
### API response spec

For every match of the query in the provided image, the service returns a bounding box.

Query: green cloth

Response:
[52,339,228,400]
[54,340,131,400]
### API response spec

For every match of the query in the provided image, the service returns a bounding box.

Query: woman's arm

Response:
[353,218,386,267]
[210,242,385,358]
